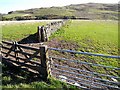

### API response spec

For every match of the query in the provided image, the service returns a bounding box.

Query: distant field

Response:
[1,20,62,41]
[2,22,45,41]
[50,20,118,55]
[1,20,119,88]
[2,20,118,55]
[49,20,119,73]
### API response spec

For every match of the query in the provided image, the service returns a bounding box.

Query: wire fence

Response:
[2,41,120,89]
[48,47,120,89]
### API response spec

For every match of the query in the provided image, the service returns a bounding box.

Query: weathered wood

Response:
[17,45,29,59]
[2,40,53,81]
[17,44,39,51]
[2,51,41,65]
[5,42,15,57]
[2,57,40,75]
[14,42,19,61]
[2,45,12,50]
[47,57,53,76]
[2,41,39,50]
[37,26,41,43]
[2,41,13,45]
[44,28,48,41]
[24,49,40,63]
[41,26,45,42]
[2,51,16,58]
[17,51,40,59]
[2,47,40,59]
[3,57,42,72]
[2,52,41,66]
[40,45,48,81]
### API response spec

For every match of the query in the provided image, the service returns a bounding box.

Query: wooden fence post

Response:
[37,26,41,43]
[40,45,49,81]
[41,26,45,42]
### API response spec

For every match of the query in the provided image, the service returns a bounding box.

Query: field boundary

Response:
[2,40,120,89]
[36,20,67,42]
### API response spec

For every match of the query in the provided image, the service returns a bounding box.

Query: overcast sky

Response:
[0,0,119,14]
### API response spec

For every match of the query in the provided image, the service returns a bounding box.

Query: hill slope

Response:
[2,3,119,20]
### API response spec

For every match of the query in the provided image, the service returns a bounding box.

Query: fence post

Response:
[41,26,45,42]
[40,45,49,81]
[37,26,41,43]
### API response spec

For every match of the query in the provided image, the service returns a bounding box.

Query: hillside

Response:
[2,3,119,20]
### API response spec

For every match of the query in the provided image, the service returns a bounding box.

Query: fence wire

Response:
[48,47,120,89]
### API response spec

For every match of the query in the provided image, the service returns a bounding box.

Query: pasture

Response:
[2,20,119,89]
[2,20,118,67]
[49,20,119,74]
[50,20,118,55]
[1,21,46,41]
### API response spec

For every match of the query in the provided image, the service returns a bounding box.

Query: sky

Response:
[0,0,119,14]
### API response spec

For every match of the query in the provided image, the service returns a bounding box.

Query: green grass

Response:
[51,20,118,55]
[90,9,118,14]
[2,22,46,41]
[33,7,75,16]
[50,20,119,76]
[1,20,119,88]
[2,74,80,89]
[3,7,75,19]
[2,77,79,89]
[2,64,80,89]
[3,13,26,18]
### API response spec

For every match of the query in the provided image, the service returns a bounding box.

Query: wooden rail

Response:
[2,41,50,81]
[2,40,120,89]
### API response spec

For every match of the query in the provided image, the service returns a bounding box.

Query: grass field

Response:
[50,20,118,55]
[2,20,119,88]
[1,21,46,41]
[49,20,119,76]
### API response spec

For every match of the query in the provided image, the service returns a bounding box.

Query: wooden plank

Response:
[2,51,41,66]
[24,49,40,63]
[17,51,40,58]
[17,45,29,59]
[5,43,15,57]
[2,45,12,50]
[2,57,40,75]
[2,46,40,58]
[2,41,39,51]
[2,51,16,58]
[17,44,39,51]
[2,57,42,72]
[2,41,13,45]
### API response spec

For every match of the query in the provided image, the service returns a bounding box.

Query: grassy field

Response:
[1,21,46,41]
[49,20,119,76]
[50,20,118,55]
[2,20,119,88]
[2,20,118,64]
